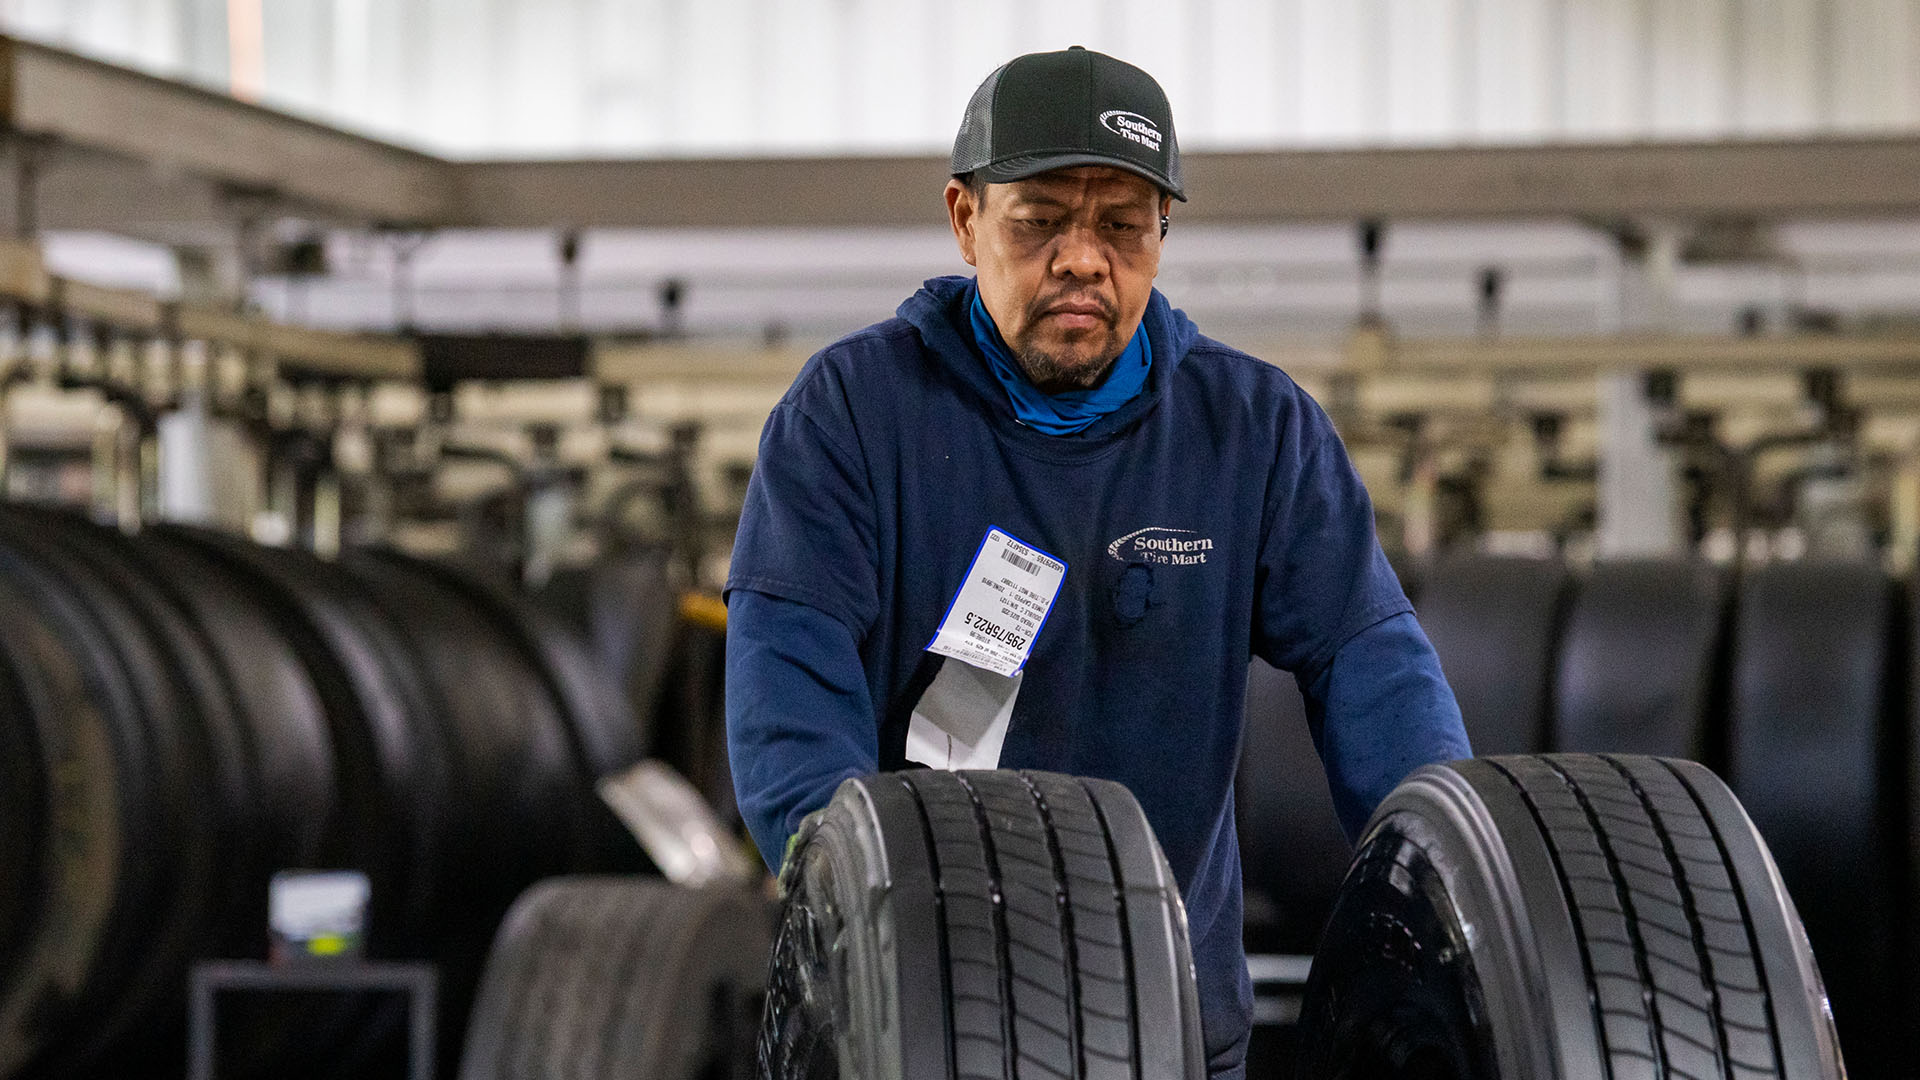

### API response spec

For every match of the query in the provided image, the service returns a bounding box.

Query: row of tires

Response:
[0,506,659,1078]
[1241,553,1915,1075]
[464,755,1842,1080]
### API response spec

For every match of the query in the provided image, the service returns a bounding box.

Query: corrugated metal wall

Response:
[5,0,1920,155]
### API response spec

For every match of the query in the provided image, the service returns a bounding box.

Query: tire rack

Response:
[8,231,1920,572]
[0,240,744,1077]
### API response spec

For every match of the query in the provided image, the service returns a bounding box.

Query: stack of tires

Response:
[0,506,656,1078]
[1240,551,1912,1077]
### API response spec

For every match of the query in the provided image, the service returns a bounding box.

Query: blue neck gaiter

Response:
[969,283,1151,436]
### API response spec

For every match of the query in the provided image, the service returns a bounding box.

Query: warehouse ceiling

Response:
[10,34,1920,246]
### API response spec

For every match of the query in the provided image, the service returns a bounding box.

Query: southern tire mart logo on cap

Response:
[1098,109,1163,152]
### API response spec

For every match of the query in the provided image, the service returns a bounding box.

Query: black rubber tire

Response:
[457,877,771,1080]
[341,551,590,878]
[0,582,40,995]
[9,514,266,965]
[156,525,453,951]
[1725,562,1897,1077]
[401,554,641,780]
[1296,753,1844,1080]
[384,553,646,872]
[1417,552,1568,754]
[536,550,678,757]
[653,618,737,828]
[125,528,341,876]
[760,768,1205,1080]
[0,512,231,1077]
[0,545,132,1077]
[338,550,594,1070]
[145,529,460,1080]
[107,527,356,1080]
[1237,659,1349,955]
[1554,560,1727,760]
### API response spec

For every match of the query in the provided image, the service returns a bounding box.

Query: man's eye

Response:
[1107,221,1141,233]
[1017,218,1054,230]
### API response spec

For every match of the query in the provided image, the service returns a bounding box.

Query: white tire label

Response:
[925,526,1066,677]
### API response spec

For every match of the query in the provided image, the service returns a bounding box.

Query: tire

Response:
[1725,562,1897,1076]
[1237,660,1349,955]
[384,553,646,872]
[0,512,225,1076]
[760,768,1205,1080]
[156,526,453,951]
[399,554,642,781]
[1417,553,1567,754]
[341,551,590,881]
[11,514,267,967]
[653,618,736,828]
[536,551,678,759]
[126,528,340,877]
[1296,753,1844,1080]
[458,877,771,1080]
[0,586,40,990]
[149,529,460,1080]
[0,548,131,1077]
[1554,560,1727,760]
[338,551,595,1070]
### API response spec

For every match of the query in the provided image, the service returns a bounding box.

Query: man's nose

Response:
[1049,224,1109,280]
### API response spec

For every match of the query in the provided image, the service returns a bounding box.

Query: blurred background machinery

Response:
[4,1,1920,1077]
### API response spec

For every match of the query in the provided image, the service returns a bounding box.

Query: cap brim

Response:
[971,152,1187,201]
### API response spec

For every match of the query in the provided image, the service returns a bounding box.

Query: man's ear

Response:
[945,179,979,267]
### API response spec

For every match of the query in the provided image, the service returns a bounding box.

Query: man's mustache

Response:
[1026,293,1117,326]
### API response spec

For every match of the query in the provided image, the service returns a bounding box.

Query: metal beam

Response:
[1377,329,1920,375]
[455,137,1920,229]
[0,35,451,225]
[452,156,952,229]
[9,35,1920,232]
[1179,139,1920,222]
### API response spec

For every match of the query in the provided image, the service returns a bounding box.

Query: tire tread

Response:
[1485,754,1785,1080]
[894,770,1165,1080]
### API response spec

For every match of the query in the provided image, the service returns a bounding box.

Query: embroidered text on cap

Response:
[1099,110,1163,151]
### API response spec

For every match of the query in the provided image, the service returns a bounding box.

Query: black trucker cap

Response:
[951,46,1186,201]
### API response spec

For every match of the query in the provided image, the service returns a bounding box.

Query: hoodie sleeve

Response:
[1252,381,1470,835]
[1298,612,1471,840]
[726,588,878,869]
[724,390,882,870]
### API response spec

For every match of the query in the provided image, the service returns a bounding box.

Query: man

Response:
[725,46,1470,1079]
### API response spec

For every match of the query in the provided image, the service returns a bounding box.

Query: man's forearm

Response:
[1303,611,1472,841]
[724,588,881,870]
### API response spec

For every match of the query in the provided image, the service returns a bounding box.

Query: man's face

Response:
[946,166,1170,394]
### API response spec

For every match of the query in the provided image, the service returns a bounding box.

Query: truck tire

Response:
[1417,552,1567,755]
[1554,561,1726,760]
[1725,561,1896,1076]
[1238,659,1349,956]
[760,768,1205,1080]
[1297,753,1844,1080]
[458,877,770,1080]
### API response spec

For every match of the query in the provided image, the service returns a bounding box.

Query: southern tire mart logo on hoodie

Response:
[1106,526,1213,566]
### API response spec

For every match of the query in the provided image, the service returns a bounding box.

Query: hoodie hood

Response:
[897,275,1200,440]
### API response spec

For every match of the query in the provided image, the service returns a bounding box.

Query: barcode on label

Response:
[1000,548,1041,575]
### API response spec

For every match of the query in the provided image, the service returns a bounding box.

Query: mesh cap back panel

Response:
[951,63,1008,176]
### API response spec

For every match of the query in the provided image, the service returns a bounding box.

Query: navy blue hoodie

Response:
[725,275,1469,1077]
